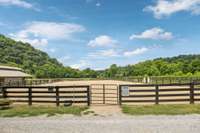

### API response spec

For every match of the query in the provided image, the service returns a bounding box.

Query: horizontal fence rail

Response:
[2,76,200,88]
[119,83,200,105]
[149,76,200,84]
[0,86,90,106]
[0,79,64,87]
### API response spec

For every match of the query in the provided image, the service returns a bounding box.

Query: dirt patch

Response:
[43,80,137,86]
[83,105,124,117]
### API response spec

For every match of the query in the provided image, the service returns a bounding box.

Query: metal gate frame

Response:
[90,84,119,105]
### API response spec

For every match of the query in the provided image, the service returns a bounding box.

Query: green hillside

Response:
[1,34,200,78]
[0,34,76,78]
[99,55,200,78]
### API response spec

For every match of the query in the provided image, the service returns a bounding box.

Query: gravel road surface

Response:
[0,115,200,133]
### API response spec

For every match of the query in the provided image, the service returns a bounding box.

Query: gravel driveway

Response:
[0,115,200,133]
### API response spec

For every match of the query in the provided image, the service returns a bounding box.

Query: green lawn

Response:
[122,104,200,115]
[0,105,88,117]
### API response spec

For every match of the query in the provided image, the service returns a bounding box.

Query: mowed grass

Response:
[0,105,88,117]
[122,104,200,115]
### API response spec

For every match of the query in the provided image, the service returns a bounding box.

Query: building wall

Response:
[0,77,27,86]
[0,78,4,85]
[4,78,23,83]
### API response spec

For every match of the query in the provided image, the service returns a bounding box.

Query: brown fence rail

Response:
[0,79,64,87]
[149,76,200,84]
[119,83,200,105]
[0,86,90,106]
[2,76,200,87]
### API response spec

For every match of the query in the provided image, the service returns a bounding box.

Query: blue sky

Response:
[0,0,200,70]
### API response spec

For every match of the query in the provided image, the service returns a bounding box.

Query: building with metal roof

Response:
[0,66,32,86]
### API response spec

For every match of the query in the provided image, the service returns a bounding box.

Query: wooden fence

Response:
[2,76,200,87]
[149,76,200,84]
[0,79,64,87]
[1,83,200,106]
[119,83,200,105]
[0,86,90,106]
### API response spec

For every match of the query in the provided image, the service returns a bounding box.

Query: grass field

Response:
[122,104,200,115]
[0,105,88,117]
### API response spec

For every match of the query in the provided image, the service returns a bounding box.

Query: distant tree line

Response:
[1,34,200,78]
[99,55,200,78]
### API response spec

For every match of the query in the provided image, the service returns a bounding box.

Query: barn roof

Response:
[0,66,32,78]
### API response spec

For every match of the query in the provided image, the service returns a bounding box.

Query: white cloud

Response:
[96,2,101,7]
[88,35,118,47]
[70,60,89,69]
[24,38,48,47]
[88,47,148,59]
[20,21,85,40]
[144,0,200,19]
[86,0,93,3]
[48,48,56,53]
[0,0,38,10]
[10,32,48,48]
[88,49,119,58]
[129,27,173,40]
[124,47,149,57]
[9,34,48,48]
[58,56,71,65]
[10,21,85,48]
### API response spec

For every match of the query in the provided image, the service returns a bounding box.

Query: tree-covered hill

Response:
[99,55,200,78]
[0,34,77,78]
[1,34,200,78]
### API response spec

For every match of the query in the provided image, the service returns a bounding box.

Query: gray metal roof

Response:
[0,65,22,71]
[0,66,32,78]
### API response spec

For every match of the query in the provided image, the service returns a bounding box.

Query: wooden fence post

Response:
[103,84,105,104]
[2,87,7,98]
[119,85,122,105]
[117,85,119,104]
[155,85,159,105]
[28,87,32,106]
[55,87,60,106]
[190,83,194,104]
[87,86,90,106]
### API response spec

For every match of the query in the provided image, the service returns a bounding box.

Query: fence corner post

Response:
[155,85,159,105]
[190,82,194,104]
